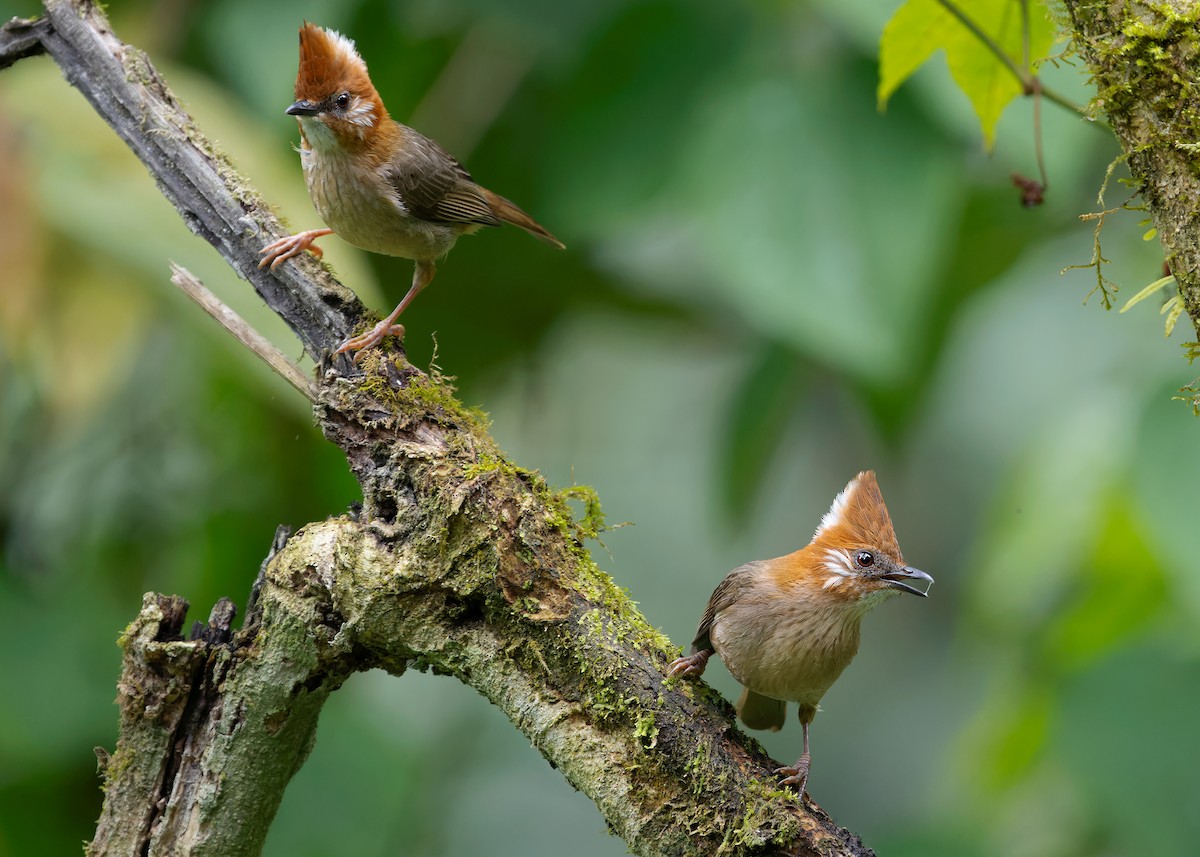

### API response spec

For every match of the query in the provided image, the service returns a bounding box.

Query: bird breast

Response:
[298,139,465,261]
[709,578,865,706]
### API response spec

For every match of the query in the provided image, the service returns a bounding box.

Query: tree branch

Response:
[3,2,873,855]
[1064,0,1200,341]
[169,263,317,401]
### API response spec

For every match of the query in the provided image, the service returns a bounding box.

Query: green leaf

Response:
[878,0,966,109]
[1162,294,1184,337]
[879,0,1055,147]
[1118,275,1175,313]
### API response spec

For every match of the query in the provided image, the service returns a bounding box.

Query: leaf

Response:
[879,0,1055,148]
[1118,275,1175,313]
[1162,294,1184,337]
[879,0,969,109]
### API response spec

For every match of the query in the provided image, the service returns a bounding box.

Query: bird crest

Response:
[295,24,377,103]
[812,471,903,563]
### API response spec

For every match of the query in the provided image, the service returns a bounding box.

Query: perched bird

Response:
[666,471,933,795]
[260,23,564,357]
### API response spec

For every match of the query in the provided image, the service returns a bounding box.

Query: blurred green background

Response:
[2,0,1197,855]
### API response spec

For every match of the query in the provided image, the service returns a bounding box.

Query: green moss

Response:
[343,356,493,441]
[572,609,633,720]
[508,639,552,676]
[99,747,134,792]
[633,710,659,749]
[556,484,609,541]
[684,737,711,796]
[1067,1,1200,318]
[461,451,505,479]
[1092,0,1200,121]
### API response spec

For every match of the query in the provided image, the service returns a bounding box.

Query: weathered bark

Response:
[1065,0,1200,339]
[1,2,873,855]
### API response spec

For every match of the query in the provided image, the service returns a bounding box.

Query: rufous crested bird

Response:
[259,24,564,357]
[666,471,933,795]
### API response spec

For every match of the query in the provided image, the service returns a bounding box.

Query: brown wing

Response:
[691,560,765,653]
[385,123,501,227]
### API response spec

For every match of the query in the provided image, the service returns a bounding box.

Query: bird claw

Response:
[335,320,406,361]
[665,650,710,679]
[774,755,810,793]
[258,230,330,270]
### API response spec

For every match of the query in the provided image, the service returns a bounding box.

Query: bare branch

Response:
[169,263,317,402]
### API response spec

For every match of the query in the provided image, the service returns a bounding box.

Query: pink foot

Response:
[259,228,333,270]
[666,649,710,678]
[774,753,810,793]
[335,321,406,362]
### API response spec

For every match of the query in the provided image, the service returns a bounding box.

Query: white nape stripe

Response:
[813,474,860,539]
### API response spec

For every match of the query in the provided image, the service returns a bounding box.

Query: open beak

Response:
[285,100,321,117]
[881,566,934,597]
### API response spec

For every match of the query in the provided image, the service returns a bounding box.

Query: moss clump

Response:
[556,484,609,542]
[330,352,488,445]
[634,710,659,749]
[1099,1,1200,128]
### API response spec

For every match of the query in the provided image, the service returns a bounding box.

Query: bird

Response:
[666,471,933,795]
[259,23,564,358]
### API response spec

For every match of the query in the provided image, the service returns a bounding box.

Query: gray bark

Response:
[1,2,873,855]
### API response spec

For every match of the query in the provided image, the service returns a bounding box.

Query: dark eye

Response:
[335,92,351,110]
[855,551,874,568]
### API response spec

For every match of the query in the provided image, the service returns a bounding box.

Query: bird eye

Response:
[335,92,351,110]
[855,551,874,568]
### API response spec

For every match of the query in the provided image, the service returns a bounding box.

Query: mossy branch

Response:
[1064,0,1200,341]
[1,2,872,855]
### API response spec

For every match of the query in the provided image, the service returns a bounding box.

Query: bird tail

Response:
[481,188,565,249]
[736,688,786,732]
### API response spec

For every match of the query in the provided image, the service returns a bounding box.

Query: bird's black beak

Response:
[286,100,321,117]
[881,566,934,597]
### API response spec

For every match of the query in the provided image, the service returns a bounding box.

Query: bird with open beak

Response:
[666,470,933,795]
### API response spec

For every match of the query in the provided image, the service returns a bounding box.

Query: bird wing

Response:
[385,124,501,227]
[691,560,766,653]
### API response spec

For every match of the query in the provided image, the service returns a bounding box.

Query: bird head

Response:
[287,24,387,151]
[806,471,933,604]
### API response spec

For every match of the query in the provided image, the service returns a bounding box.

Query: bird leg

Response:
[775,718,812,793]
[258,228,334,270]
[336,260,436,360]
[665,649,711,678]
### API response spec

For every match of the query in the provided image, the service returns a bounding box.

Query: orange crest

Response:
[295,23,377,102]
[812,471,903,563]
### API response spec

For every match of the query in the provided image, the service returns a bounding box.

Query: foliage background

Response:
[1,0,1196,855]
